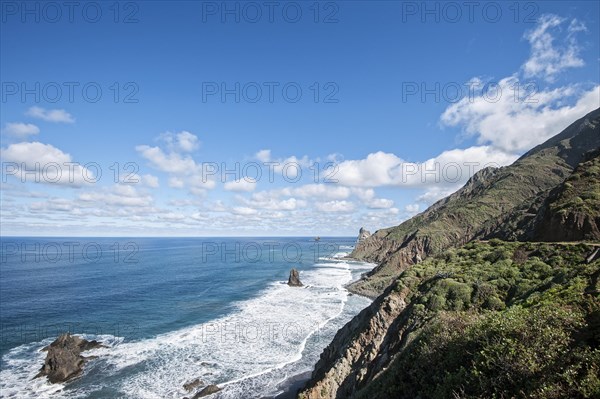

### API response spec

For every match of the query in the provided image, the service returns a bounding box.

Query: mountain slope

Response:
[348,108,600,298]
[299,241,600,399]
[298,108,600,399]
[533,149,600,241]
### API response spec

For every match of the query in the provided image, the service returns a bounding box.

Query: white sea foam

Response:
[0,259,373,399]
[112,262,353,398]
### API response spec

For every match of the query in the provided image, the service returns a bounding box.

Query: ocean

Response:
[0,237,373,398]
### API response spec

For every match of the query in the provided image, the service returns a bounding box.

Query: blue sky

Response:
[1,0,599,236]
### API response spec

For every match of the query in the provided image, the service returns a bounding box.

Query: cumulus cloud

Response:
[315,200,355,213]
[335,151,405,187]
[136,131,216,196]
[79,184,154,207]
[239,193,301,211]
[136,145,198,174]
[255,149,271,162]
[159,131,200,152]
[1,141,93,186]
[253,149,312,179]
[232,206,259,216]
[224,179,257,192]
[405,204,420,213]
[334,146,516,188]
[26,106,75,123]
[440,14,598,154]
[2,122,40,137]
[142,174,159,188]
[522,14,586,82]
[291,184,351,200]
[441,79,600,153]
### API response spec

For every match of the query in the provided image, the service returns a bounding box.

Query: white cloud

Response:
[136,145,198,174]
[416,185,463,205]
[292,184,351,200]
[1,141,92,186]
[159,131,200,152]
[232,206,259,216]
[168,177,185,188]
[441,80,600,153]
[79,185,153,207]
[224,179,257,192]
[367,198,394,209]
[142,174,159,188]
[159,212,187,222]
[405,204,420,213]
[335,151,405,187]
[2,122,40,137]
[238,192,302,211]
[255,149,271,162]
[253,149,312,179]
[315,200,355,213]
[522,14,585,82]
[26,106,75,123]
[334,146,516,188]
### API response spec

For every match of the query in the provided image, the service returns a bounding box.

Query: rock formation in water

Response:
[35,333,105,383]
[288,268,303,287]
[357,227,371,242]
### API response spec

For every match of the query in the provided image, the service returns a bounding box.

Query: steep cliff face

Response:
[533,150,600,241]
[348,108,600,298]
[299,108,600,399]
[298,285,409,398]
[300,241,600,399]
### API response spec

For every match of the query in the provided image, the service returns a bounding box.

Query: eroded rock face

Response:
[288,268,303,287]
[298,284,408,399]
[35,333,105,383]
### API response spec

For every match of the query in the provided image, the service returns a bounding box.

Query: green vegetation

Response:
[549,151,600,219]
[355,240,600,399]
[350,109,600,297]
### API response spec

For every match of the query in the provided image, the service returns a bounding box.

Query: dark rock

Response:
[184,378,204,392]
[192,384,222,398]
[35,333,105,383]
[287,268,303,287]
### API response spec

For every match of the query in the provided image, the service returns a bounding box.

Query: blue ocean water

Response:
[0,237,373,398]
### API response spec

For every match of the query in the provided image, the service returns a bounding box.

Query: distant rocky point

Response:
[287,268,303,287]
[35,333,105,383]
[358,227,371,242]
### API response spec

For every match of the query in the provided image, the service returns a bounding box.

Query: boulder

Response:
[287,268,303,287]
[183,377,204,392]
[35,333,105,383]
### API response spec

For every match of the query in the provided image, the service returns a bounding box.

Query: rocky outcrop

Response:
[288,268,303,287]
[357,227,371,242]
[192,384,221,398]
[533,149,600,242]
[35,333,105,383]
[298,283,410,398]
[183,378,204,393]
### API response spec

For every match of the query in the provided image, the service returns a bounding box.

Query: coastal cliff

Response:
[298,108,600,399]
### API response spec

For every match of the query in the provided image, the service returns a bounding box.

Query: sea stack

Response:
[358,227,371,242]
[35,333,105,383]
[287,268,303,287]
